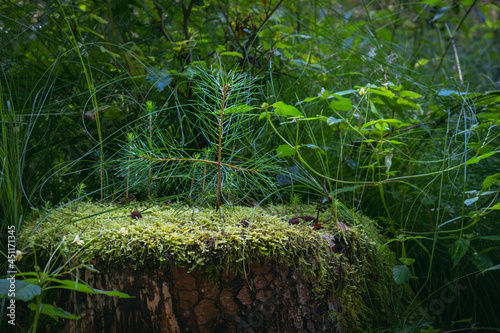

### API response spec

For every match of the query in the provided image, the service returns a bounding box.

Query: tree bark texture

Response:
[60,261,342,333]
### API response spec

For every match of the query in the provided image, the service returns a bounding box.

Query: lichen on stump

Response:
[20,201,413,332]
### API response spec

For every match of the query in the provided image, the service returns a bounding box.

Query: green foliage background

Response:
[1,0,499,331]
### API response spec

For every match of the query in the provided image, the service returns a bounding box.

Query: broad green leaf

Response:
[489,203,500,210]
[414,58,429,68]
[466,151,499,165]
[437,89,476,97]
[480,264,500,275]
[220,51,243,59]
[326,117,343,126]
[275,41,292,49]
[430,6,450,22]
[480,246,499,253]
[482,173,500,190]
[453,318,474,324]
[421,0,442,4]
[329,95,352,111]
[378,27,393,41]
[478,235,500,241]
[362,118,403,128]
[474,252,493,270]
[438,89,459,96]
[303,96,319,102]
[101,106,122,120]
[99,46,121,58]
[329,89,357,96]
[464,196,479,206]
[392,265,411,285]
[397,97,420,110]
[49,278,133,298]
[371,97,385,105]
[304,144,325,154]
[259,112,271,120]
[290,59,307,66]
[369,101,380,116]
[399,257,415,265]
[451,239,470,269]
[0,279,41,301]
[272,102,302,117]
[368,88,396,98]
[276,145,296,157]
[476,113,500,120]
[399,91,422,99]
[29,303,80,321]
[381,118,403,125]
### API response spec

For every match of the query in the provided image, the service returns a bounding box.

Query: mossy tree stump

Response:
[21,202,412,332]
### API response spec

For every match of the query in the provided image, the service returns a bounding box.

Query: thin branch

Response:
[153,0,173,43]
[433,0,478,81]
[139,156,259,173]
[147,113,152,199]
[182,0,195,40]
[254,48,277,77]
[247,0,284,54]
[446,23,463,87]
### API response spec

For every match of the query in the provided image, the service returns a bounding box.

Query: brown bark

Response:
[60,261,342,333]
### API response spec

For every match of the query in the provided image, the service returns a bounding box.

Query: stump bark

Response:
[61,261,341,333]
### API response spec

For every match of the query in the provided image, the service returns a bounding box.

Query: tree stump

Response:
[62,261,341,333]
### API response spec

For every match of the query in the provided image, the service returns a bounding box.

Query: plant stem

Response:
[432,0,478,81]
[202,163,207,194]
[216,83,230,211]
[140,155,258,173]
[148,113,152,200]
[100,153,104,201]
[378,182,396,234]
[126,156,130,203]
[32,295,42,333]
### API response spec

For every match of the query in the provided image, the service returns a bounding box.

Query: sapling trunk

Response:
[216,83,231,211]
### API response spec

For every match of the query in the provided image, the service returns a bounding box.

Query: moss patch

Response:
[20,201,411,331]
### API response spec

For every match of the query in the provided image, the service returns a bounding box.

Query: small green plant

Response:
[123,65,280,210]
[0,83,27,250]
[0,238,132,332]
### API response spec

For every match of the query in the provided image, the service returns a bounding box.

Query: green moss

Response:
[20,201,413,331]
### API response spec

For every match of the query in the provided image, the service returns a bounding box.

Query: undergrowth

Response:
[1,0,499,331]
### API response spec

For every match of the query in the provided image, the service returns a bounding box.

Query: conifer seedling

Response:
[123,66,280,211]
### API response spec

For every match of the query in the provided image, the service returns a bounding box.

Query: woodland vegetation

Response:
[1,0,499,332]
